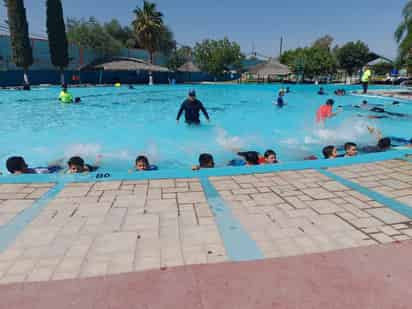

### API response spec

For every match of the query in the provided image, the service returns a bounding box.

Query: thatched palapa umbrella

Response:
[247,58,290,82]
[80,57,169,84]
[178,61,201,82]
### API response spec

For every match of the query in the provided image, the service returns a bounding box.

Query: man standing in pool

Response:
[176,89,210,125]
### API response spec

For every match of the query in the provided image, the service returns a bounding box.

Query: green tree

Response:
[158,25,176,56]
[67,17,122,57]
[280,46,336,79]
[132,0,175,64]
[371,61,393,75]
[46,0,69,85]
[279,48,305,72]
[5,0,33,87]
[167,46,192,71]
[304,47,337,77]
[335,41,371,75]
[193,38,244,76]
[311,35,334,51]
[104,19,136,48]
[395,1,412,60]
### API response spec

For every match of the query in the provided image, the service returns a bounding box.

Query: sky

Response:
[0,0,406,59]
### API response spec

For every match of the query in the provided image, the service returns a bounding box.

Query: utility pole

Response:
[279,36,283,58]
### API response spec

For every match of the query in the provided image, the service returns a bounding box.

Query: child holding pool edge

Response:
[66,155,101,174]
[135,156,158,172]
[192,153,215,171]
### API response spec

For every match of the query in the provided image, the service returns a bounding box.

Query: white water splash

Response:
[310,118,373,145]
[64,143,102,158]
[215,127,246,152]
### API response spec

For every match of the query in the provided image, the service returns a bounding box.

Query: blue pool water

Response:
[0,84,411,173]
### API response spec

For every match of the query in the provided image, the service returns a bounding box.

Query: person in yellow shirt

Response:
[361,66,372,94]
[58,86,73,103]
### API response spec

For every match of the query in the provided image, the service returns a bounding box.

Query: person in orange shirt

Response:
[316,99,338,122]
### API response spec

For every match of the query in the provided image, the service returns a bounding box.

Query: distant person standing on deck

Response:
[361,66,372,94]
[176,89,210,125]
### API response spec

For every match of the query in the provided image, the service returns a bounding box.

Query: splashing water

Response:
[215,127,246,152]
[309,118,374,146]
[64,144,102,159]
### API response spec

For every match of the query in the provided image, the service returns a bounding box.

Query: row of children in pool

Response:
[5,131,412,175]
[3,150,279,175]
[321,129,412,160]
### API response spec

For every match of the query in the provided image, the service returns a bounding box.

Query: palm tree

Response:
[132,0,174,64]
[395,1,412,60]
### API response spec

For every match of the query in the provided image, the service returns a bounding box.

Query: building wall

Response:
[0,34,167,71]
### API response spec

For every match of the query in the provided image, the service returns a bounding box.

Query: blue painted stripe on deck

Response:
[199,177,263,261]
[0,182,66,253]
[317,169,412,219]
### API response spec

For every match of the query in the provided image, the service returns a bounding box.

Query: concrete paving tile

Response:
[26,267,54,282]
[402,229,412,237]
[397,195,412,207]
[371,233,394,244]
[366,208,410,224]
[351,217,384,229]
[81,262,108,278]
[91,232,138,255]
[393,235,411,241]
[93,181,122,191]
[0,273,27,284]
[6,259,36,275]
[134,256,160,271]
[54,258,83,274]
[392,224,409,230]
[379,226,401,236]
[149,179,175,188]
[0,199,34,213]
[301,188,336,199]
[306,200,343,214]
[25,188,50,199]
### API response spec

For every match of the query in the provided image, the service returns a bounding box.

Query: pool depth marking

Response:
[199,177,263,261]
[0,182,66,253]
[317,169,412,219]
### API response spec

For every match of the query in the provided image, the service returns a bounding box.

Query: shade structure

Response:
[80,57,169,72]
[247,58,291,78]
[177,61,201,73]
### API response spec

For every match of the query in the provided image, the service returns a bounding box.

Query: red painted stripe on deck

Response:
[1,241,412,309]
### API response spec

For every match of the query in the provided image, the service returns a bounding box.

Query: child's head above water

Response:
[199,153,214,168]
[322,145,337,159]
[67,156,86,173]
[344,142,358,157]
[6,156,28,174]
[135,155,150,171]
[264,149,277,163]
[238,151,260,165]
[378,138,391,150]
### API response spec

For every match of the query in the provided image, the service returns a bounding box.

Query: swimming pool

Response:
[0,84,411,174]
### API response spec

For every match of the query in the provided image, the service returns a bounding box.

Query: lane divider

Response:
[317,169,412,219]
[0,182,66,253]
[199,177,263,261]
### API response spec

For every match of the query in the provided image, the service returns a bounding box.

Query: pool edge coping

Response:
[0,149,410,184]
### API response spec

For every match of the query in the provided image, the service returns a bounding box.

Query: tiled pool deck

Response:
[1,154,412,308]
